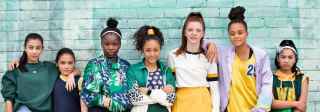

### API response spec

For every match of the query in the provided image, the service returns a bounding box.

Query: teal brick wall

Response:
[1,0,320,111]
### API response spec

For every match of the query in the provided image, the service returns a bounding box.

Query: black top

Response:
[53,76,81,112]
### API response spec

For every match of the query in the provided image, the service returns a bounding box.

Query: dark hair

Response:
[55,48,76,64]
[275,40,300,74]
[19,33,44,72]
[228,6,248,31]
[176,12,205,56]
[133,25,164,52]
[100,18,122,39]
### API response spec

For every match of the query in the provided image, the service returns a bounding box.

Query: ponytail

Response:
[18,51,28,72]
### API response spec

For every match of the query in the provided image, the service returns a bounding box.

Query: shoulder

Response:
[251,46,267,56]
[119,58,130,66]
[43,61,56,67]
[3,69,19,79]
[85,56,104,67]
[128,62,142,71]
[168,48,182,59]
[169,48,178,55]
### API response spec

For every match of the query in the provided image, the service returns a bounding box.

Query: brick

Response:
[299,59,320,71]
[120,39,135,50]
[163,28,182,39]
[123,19,153,29]
[19,10,49,20]
[63,1,92,10]
[149,0,177,8]
[0,21,19,32]
[308,92,320,102]
[288,0,320,8]
[163,8,192,18]
[246,18,264,28]
[136,8,164,18]
[234,0,281,7]
[191,8,219,17]
[120,0,149,8]
[63,10,92,20]
[62,20,92,30]
[205,28,225,39]
[20,1,51,10]
[118,50,140,60]
[248,28,270,38]
[228,7,300,18]
[0,41,22,52]
[1,0,19,11]
[205,18,228,28]
[309,80,320,91]
[150,18,182,28]
[0,11,18,21]
[207,0,234,8]
[17,20,49,31]
[120,29,137,40]
[177,0,206,8]
[92,8,138,19]
[299,49,320,60]
[299,9,320,18]
[92,0,121,9]
[287,0,298,8]
[0,1,5,11]
[305,71,320,81]
[306,101,316,112]
[269,28,299,38]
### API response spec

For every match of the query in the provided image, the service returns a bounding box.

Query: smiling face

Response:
[25,39,43,63]
[57,53,75,76]
[184,21,204,45]
[101,33,121,58]
[143,39,161,65]
[228,22,248,47]
[277,48,296,72]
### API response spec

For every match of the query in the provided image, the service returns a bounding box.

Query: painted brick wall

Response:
[1,0,320,111]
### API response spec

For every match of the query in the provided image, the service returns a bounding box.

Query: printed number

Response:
[247,64,255,76]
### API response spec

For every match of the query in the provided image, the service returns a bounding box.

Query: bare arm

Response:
[80,99,88,112]
[271,99,298,109]
[295,76,309,112]
[5,100,13,112]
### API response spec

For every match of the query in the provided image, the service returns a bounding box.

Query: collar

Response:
[136,58,165,70]
[60,75,69,82]
[103,56,121,69]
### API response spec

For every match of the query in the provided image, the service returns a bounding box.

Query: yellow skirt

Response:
[172,87,212,112]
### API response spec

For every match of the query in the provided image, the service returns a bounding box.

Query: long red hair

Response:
[175,12,205,56]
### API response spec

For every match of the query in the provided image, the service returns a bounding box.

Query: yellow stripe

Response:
[171,67,176,74]
[207,73,218,78]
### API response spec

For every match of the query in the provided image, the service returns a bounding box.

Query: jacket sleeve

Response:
[1,71,17,102]
[165,68,176,104]
[80,60,105,107]
[126,67,156,106]
[254,54,273,112]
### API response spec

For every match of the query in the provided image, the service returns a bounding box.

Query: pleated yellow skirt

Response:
[172,87,212,112]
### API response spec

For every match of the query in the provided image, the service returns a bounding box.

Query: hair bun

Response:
[228,6,246,21]
[280,40,295,47]
[107,18,118,28]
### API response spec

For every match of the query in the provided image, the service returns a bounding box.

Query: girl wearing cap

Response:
[126,25,176,112]
[81,18,131,112]
[271,40,309,112]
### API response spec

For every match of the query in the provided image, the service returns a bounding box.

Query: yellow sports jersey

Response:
[227,54,257,112]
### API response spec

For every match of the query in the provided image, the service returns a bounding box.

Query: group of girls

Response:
[1,5,308,112]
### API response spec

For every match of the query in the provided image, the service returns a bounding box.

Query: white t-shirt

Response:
[168,49,217,87]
